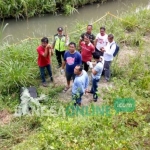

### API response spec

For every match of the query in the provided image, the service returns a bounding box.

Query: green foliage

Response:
[0,0,105,18]
[0,116,41,149]
[12,114,150,150]
[1,7,150,150]
[0,0,56,19]
[0,40,39,94]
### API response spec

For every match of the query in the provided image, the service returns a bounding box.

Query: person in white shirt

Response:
[102,34,116,82]
[94,27,108,56]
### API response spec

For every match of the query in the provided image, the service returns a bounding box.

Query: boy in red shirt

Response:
[37,37,53,87]
[80,34,95,72]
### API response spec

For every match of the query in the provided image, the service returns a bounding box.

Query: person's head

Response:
[93,53,100,62]
[100,27,106,36]
[86,25,93,34]
[41,37,49,47]
[84,34,90,44]
[108,34,114,43]
[57,27,63,35]
[74,65,83,75]
[69,42,76,53]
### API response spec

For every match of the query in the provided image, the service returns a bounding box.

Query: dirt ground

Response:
[0,110,12,126]
[50,42,142,106]
[52,72,113,106]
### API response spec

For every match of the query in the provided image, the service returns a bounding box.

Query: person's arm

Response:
[49,46,53,56]
[85,74,89,90]
[105,44,116,56]
[61,52,67,70]
[92,64,100,75]
[91,45,95,53]
[78,39,82,50]
[62,61,66,69]
[92,69,97,75]
[77,52,82,65]
[65,35,69,46]
[44,44,52,57]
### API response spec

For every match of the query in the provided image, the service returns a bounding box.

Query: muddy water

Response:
[2,0,150,44]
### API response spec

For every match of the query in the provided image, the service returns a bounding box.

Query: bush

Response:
[0,40,39,93]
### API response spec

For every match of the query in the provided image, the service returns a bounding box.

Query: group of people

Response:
[37,25,117,106]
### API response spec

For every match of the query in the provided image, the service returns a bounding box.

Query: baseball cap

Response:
[57,27,63,32]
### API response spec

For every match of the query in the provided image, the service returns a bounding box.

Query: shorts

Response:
[66,72,75,81]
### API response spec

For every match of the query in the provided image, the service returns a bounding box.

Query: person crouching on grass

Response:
[72,65,89,106]
[86,53,104,102]
[37,37,53,87]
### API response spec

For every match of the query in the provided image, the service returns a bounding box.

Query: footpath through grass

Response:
[0,7,150,150]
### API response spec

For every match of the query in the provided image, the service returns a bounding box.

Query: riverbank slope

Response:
[0,8,150,150]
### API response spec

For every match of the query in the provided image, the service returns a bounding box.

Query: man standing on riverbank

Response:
[37,37,53,87]
[52,27,69,68]
[61,42,82,92]
[86,53,103,102]
[79,25,95,49]
[72,65,89,106]
[80,34,95,72]
[102,34,116,82]
[94,27,108,56]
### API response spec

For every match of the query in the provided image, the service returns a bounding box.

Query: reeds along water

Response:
[0,0,104,19]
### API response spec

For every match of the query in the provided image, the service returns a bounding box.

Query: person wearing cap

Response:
[86,53,104,102]
[37,37,53,87]
[79,25,95,50]
[80,34,95,72]
[52,27,69,68]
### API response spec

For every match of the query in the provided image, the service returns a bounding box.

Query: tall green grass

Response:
[0,8,150,150]
[0,40,38,94]
[0,0,104,19]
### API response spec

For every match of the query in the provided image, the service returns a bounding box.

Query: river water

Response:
[1,0,150,44]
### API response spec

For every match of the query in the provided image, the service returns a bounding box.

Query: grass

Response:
[0,7,150,150]
[0,0,105,19]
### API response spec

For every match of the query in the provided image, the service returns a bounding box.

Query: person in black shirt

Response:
[79,25,95,51]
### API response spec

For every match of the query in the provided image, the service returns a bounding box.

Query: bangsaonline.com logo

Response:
[14,98,135,117]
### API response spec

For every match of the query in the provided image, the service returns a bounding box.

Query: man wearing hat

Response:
[52,27,69,68]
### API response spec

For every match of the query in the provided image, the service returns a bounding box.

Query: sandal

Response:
[63,86,70,92]
[86,89,92,93]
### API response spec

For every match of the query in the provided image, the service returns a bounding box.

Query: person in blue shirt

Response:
[61,42,82,92]
[72,65,89,106]
[87,53,103,102]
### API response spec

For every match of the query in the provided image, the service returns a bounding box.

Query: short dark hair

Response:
[100,27,106,31]
[69,42,76,48]
[93,52,100,59]
[76,65,83,72]
[108,34,114,39]
[87,25,93,28]
[41,37,49,43]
